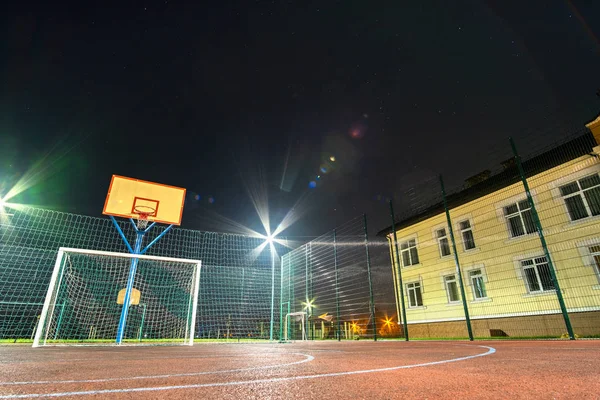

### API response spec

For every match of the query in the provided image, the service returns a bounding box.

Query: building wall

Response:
[405,311,600,338]
[390,151,600,334]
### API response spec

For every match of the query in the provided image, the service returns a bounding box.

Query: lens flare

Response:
[2,134,88,204]
[0,201,31,227]
[349,121,367,139]
[195,209,265,238]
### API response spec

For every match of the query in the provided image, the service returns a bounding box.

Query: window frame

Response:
[399,237,420,267]
[503,199,536,238]
[443,274,461,303]
[468,268,487,300]
[436,227,451,258]
[458,219,476,251]
[406,281,423,308]
[520,256,555,294]
[576,237,600,289]
[589,245,600,281]
[558,173,600,222]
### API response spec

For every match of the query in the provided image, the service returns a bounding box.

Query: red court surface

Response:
[0,340,598,399]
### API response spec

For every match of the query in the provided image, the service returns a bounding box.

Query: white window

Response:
[459,220,476,250]
[400,239,419,266]
[406,282,423,308]
[559,174,600,221]
[436,228,451,257]
[589,245,600,280]
[504,200,536,237]
[444,274,460,303]
[469,268,487,299]
[521,257,555,293]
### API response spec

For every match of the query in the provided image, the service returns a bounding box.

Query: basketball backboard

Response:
[103,175,186,226]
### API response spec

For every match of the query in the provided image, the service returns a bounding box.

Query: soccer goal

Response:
[33,248,201,347]
[284,312,307,341]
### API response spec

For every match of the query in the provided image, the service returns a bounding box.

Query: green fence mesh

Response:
[0,207,279,342]
[280,216,377,340]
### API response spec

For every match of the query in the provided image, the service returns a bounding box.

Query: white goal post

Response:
[33,247,201,347]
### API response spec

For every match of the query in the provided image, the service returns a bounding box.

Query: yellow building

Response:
[380,115,600,338]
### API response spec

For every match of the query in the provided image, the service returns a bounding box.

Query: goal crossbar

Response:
[55,247,202,264]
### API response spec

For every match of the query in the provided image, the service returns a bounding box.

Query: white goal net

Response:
[33,247,201,347]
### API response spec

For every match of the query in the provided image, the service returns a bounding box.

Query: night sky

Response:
[1,1,599,240]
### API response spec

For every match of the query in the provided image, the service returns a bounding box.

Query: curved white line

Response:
[0,353,315,386]
[0,346,495,399]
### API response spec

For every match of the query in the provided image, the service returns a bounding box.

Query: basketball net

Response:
[137,213,150,230]
[133,206,155,230]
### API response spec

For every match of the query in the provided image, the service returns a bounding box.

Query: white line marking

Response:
[0,353,314,386]
[0,346,495,399]
[0,352,294,365]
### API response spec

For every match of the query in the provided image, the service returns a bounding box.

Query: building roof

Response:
[377,131,597,237]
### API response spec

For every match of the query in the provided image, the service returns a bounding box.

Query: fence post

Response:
[509,137,575,340]
[280,254,285,341]
[333,229,341,341]
[389,200,409,341]
[288,238,293,339]
[440,175,474,341]
[305,243,312,340]
[363,214,377,341]
[269,245,275,341]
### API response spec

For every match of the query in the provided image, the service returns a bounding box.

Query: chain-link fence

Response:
[0,208,279,342]
[280,216,381,340]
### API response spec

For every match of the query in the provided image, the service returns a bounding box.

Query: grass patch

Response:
[0,339,34,344]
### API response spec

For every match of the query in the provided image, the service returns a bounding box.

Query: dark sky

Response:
[1,1,599,240]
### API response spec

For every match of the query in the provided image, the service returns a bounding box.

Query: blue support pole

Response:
[143,222,157,233]
[109,216,173,344]
[116,230,144,344]
[140,224,174,254]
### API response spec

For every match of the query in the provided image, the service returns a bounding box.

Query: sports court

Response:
[2,172,600,399]
[0,340,598,399]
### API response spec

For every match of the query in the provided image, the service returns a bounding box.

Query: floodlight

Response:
[303,298,314,312]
